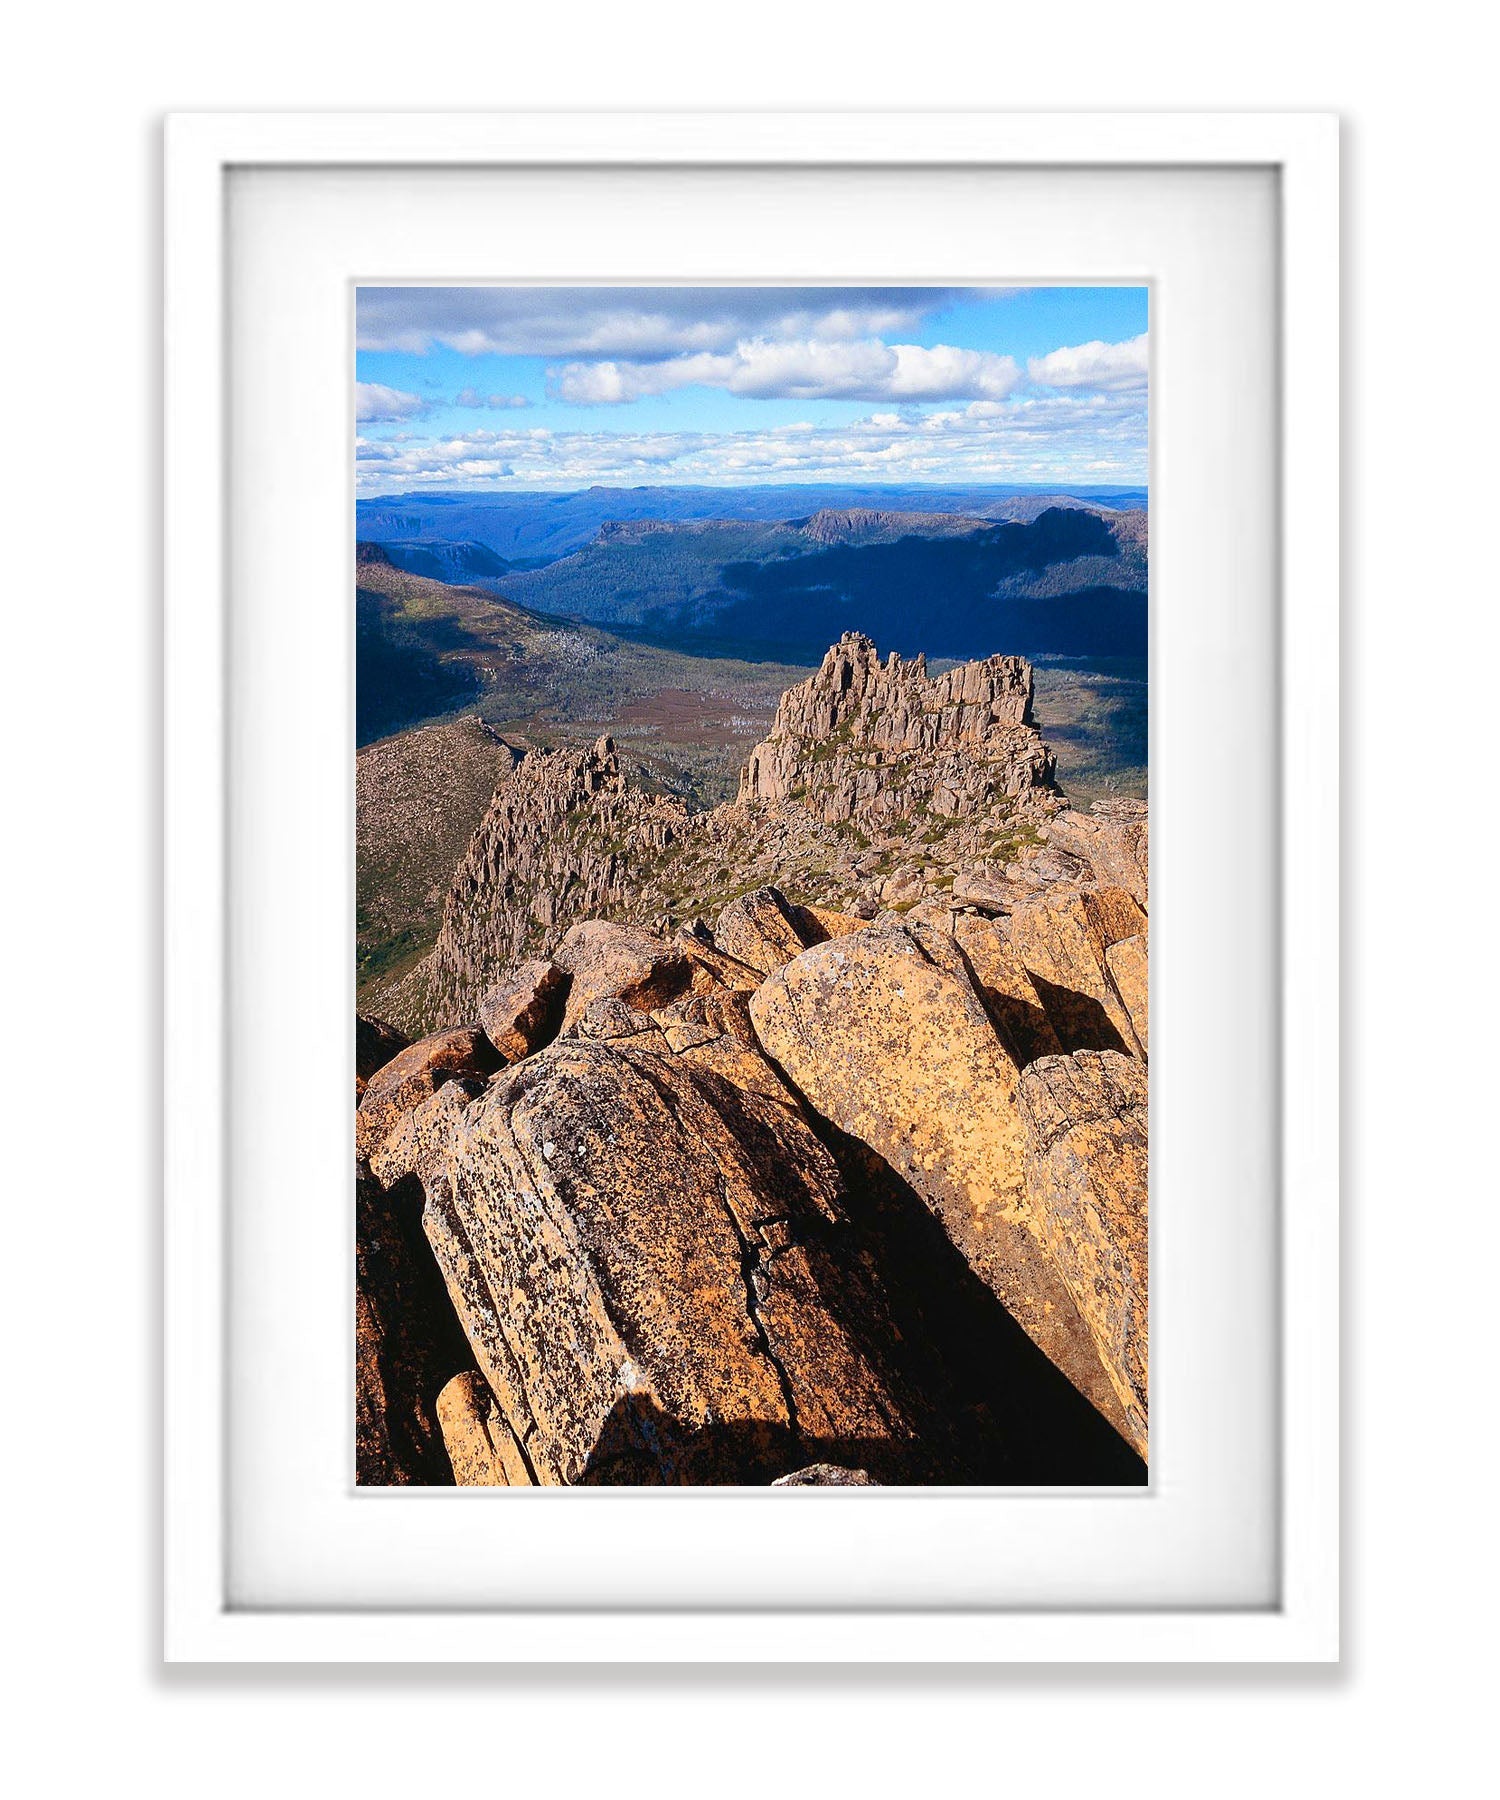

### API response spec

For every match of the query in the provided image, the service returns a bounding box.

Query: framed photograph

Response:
[164,111,1338,1662]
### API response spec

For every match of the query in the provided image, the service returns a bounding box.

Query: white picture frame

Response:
[164,111,1339,1663]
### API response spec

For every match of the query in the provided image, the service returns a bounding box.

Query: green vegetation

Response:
[1031,659,1147,807]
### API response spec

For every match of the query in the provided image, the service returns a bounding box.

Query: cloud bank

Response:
[354,291,1147,489]
[356,389,1146,493]
[550,339,1023,406]
[357,287,966,359]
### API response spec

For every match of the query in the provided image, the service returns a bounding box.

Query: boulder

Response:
[749,926,1128,1434]
[419,1036,937,1485]
[1105,932,1148,1052]
[355,1169,476,1485]
[713,886,811,975]
[368,1076,484,1191]
[1043,802,1149,908]
[355,1013,409,1097]
[436,1371,535,1486]
[554,919,691,1033]
[772,1464,879,1487]
[950,871,1021,914]
[791,903,867,944]
[1005,886,1148,1060]
[478,958,566,1061]
[1019,1051,1150,1457]
[354,1026,501,1163]
[673,927,764,995]
[952,914,1063,1065]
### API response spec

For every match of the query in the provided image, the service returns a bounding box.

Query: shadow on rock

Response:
[814,1121,1146,1486]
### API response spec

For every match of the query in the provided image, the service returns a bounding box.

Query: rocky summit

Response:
[356,632,1149,1485]
[739,631,1055,826]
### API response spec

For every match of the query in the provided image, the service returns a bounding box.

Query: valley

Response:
[352,290,1151,1492]
[355,493,1147,1010]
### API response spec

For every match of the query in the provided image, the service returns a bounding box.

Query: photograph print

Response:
[354,285,1149,1488]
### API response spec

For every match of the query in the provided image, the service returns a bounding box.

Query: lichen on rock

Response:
[354,631,1150,1486]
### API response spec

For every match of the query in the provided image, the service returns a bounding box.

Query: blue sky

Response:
[355,287,1147,492]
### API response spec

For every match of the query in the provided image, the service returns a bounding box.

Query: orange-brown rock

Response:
[369,639,1091,1038]
[368,1076,484,1191]
[436,1371,535,1486]
[791,902,868,943]
[417,734,690,1027]
[674,923,764,995]
[1105,932,1148,1052]
[1019,1050,1149,1457]
[748,925,1127,1434]
[1044,799,1149,907]
[355,1013,409,1097]
[592,987,798,1106]
[354,1025,501,1163]
[951,914,1064,1064]
[554,919,691,1033]
[419,1036,940,1485]
[356,1169,476,1485]
[1004,886,1148,1060]
[714,886,811,975]
[477,958,566,1061]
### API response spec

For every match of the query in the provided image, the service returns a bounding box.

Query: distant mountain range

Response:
[356,482,1147,566]
[475,504,1146,664]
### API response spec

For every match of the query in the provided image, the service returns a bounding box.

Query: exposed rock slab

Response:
[793,902,868,943]
[478,958,566,1061]
[436,1371,535,1487]
[356,1169,476,1485]
[714,886,812,975]
[748,925,1127,1433]
[354,1026,501,1163]
[1005,886,1148,1061]
[1019,1050,1150,1457]
[675,928,764,995]
[1044,800,1149,907]
[951,914,1064,1065]
[368,1076,484,1191]
[356,1013,409,1097]
[555,919,691,1033]
[420,1038,937,1485]
[1105,932,1149,1052]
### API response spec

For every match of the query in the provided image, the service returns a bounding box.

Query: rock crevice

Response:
[355,631,1149,1485]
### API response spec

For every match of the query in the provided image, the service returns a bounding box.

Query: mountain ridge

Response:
[371,631,1118,1037]
[482,504,1147,662]
[355,627,1150,1487]
[356,482,1147,567]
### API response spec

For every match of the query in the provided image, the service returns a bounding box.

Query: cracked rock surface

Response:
[418,1036,938,1485]
[354,633,1149,1486]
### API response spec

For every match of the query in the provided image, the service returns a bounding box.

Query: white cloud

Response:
[354,386,1145,493]
[1028,332,1149,392]
[354,382,428,423]
[549,338,1023,405]
[356,287,961,358]
[453,388,531,410]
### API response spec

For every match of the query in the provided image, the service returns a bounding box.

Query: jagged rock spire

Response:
[738,632,1054,825]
